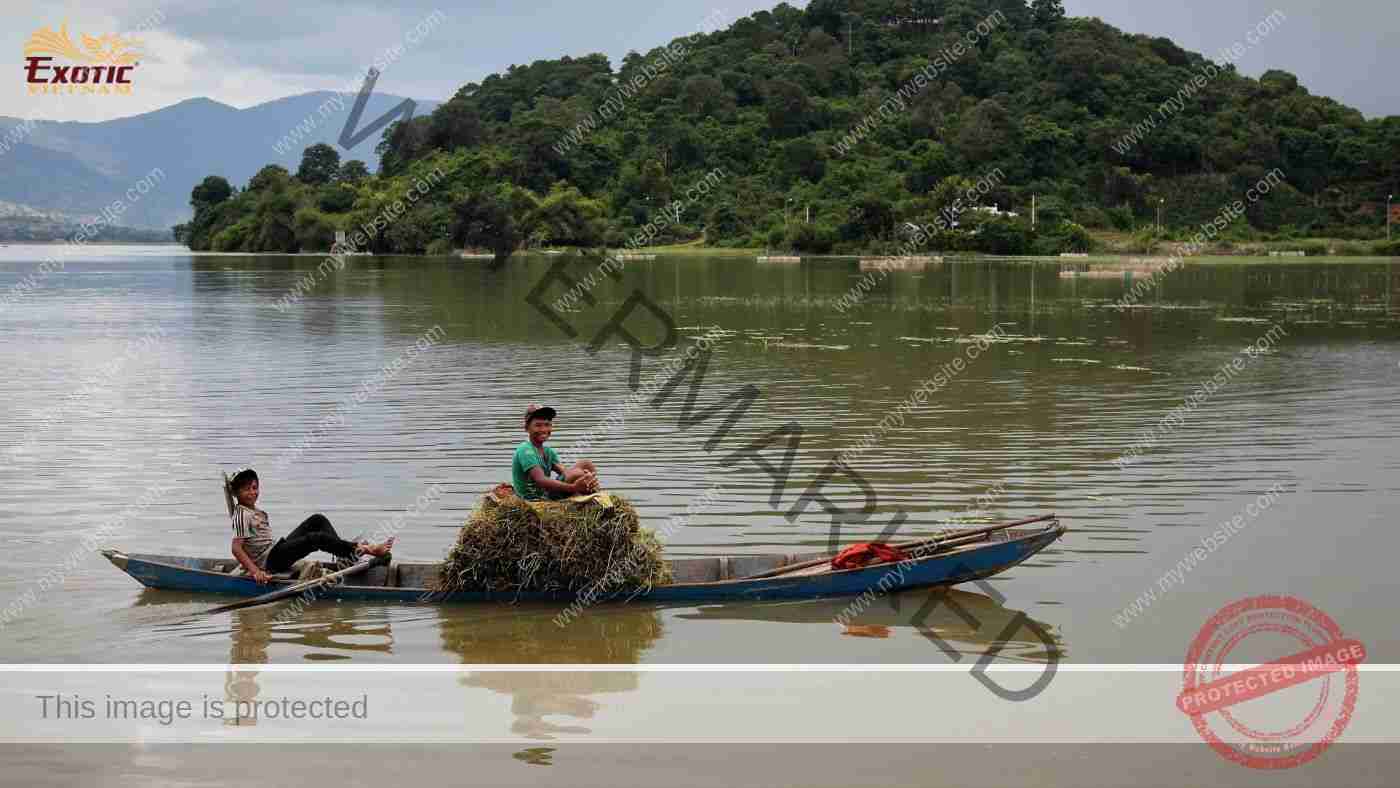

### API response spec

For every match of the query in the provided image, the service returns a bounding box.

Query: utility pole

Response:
[806,204,811,224]
[1389,194,1394,242]
[1031,195,1037,230]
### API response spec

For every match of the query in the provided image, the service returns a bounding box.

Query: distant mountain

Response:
[0,91,440,232]
[0,199,171,242]
[0,142,134,220]
[0,199,74,222]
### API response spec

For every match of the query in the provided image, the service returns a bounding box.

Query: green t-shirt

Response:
[512,441,561,501]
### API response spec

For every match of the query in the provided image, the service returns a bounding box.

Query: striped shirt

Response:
[231,504,275,569]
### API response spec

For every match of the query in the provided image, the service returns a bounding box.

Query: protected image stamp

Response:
[1177,594,1366,769]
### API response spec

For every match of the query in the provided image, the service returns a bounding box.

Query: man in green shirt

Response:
[512,404,600,501]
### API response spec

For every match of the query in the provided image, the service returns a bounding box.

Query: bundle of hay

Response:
[436,488,670,597]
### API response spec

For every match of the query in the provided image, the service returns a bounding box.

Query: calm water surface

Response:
[1,245,1398,741]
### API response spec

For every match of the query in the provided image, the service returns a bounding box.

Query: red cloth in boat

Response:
[830,542,909,570]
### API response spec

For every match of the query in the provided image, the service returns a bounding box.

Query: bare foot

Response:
[356,537,396,558]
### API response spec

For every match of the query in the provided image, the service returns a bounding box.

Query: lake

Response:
[1,245,1397,754]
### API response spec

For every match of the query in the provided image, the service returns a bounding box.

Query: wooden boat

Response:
[100,516,1064,605]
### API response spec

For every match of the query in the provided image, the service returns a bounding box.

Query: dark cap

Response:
[524,403,557,424]
[230,468,259,491]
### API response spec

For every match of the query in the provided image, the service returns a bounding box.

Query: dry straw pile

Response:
[436,488,670,596]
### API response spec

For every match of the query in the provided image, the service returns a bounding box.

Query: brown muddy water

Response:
[0,245,1397,761]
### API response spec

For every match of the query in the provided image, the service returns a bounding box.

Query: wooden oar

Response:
[204,555,387,615]
[738,514,1058,581]
[221,472,236,517]
[898,513,1060,555]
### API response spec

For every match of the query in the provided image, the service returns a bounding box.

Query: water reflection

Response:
[138,591,397,660]
[440,604,662,738]
[679,588,1065,663]
[133,590,398,722]
[225,608,270,727]
[438,603,663,663]
[181,256,1400,349]
[221,603,393,724]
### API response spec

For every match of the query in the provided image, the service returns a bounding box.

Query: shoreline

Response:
[10,242,1393,263]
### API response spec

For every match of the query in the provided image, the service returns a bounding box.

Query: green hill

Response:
[182,0,1400,256]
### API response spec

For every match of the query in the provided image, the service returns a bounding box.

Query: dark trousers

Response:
[265,514,357,573]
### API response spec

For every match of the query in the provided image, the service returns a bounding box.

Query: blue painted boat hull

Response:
[101,522,1064,605]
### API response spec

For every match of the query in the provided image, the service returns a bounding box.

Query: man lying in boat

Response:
[228,468,394,585]
[512,404,600,501]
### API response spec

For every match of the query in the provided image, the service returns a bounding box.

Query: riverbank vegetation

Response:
[1094,230,1400,258]
[177,0,1400,259]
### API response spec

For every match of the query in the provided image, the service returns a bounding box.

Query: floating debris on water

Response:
[957,333,1047,344]
[1053,358,1102,364]
[1082,302,1215,311]
[763,340,850,351]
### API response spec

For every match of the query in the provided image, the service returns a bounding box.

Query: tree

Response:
[786,221,836,252]
[781,138,826,185]
[905,141,953,194]
[190,175,232,210]
[317,184,357,213]
[1031,0,1066,30]
[637,160,673,204]
[293,207,336,250]
[183,176,244,250]
[386,204,453,253]
[976,218,1033,254]
[376,117,431,177]
[1020,116,1073,179]
[931,176,976,229]
[681,76,732,117]
[427,98,485,151]
[338,160,370,184]
[839,194,895,242]
[955,100,1016,165]
[453,185,536,263]
[247,164,291,192]
[527,182,607,247]
[706,203,747,242]
[296,143,341,185]
[763,79,813,138]
[254,191,298,251]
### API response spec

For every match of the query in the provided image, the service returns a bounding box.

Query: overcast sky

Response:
[5,1,1396,123]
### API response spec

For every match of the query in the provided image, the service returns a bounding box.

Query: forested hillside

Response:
[181,0,1400,257]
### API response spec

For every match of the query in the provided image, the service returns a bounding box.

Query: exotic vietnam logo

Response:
[24,23,143,95]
